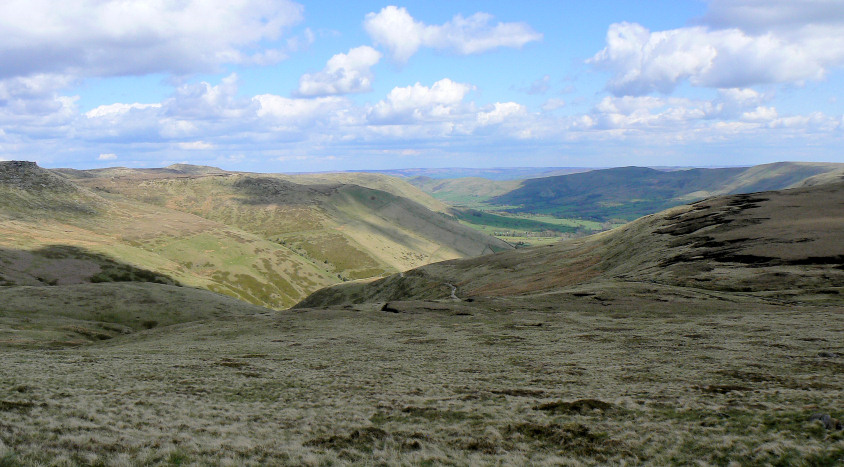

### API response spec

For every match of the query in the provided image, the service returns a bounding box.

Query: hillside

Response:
[408,176,521,207]
[296,180,844,308]
[67,168,511,277]
[278,171,451,214]
[0,161,110,219]
[1,162,338,308]
[487,162,844,221]
[0,282,270,347]
[1,161,509,309]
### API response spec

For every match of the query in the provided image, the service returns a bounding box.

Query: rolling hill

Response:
[406,162,844,224]
[63,167,511,276]
[296,180,844,308]
[1,161,510,310]
[489,162,844,221]
[3,162,842,465]
[1,162,338,309]
[407,176,521,207]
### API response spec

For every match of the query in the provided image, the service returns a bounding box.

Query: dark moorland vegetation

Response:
[1,161,842,464]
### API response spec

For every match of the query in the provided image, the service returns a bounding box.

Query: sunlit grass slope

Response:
[297,180,844,307]
[1,162,338,309]
[1,161,510,310]
[67,168,512,280]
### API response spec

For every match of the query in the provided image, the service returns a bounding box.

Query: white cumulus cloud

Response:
[590,23,831,95]
[589,0,844,96]
[0,0,304,80]
[98,153,117,160]
[742,106,778,122]
[477,102,526,125]
[254,94,347,123]
[85,102,162,119]
[369,78,475,123]
[297,46,381,96]
[364,6,541,63]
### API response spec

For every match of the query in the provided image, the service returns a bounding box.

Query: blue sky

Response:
[0,0,842,171]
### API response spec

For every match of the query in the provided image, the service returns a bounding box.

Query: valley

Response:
[3,2,843,465]
[0,161,510,316]
[406,162,844,247]
[1,161,842,465]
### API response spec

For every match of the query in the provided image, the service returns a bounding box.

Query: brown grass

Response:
[1,295,842,465]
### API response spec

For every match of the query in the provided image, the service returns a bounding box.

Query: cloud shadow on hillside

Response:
[230,177,340,206]
[0,245,179,287]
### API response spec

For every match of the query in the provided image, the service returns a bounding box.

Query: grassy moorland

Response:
[451,210,616,247]
[300,181,844,309]
[0,295,841,465]
[0,164,842,465]
[0,282,270,348]
[64,165,511,278]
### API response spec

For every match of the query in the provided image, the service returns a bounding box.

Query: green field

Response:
[451,209,622,247]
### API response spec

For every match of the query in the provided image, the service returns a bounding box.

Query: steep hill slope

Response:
[1,161,338,308]
[279,171,451,214]
[488,162,843,221]
[68,169,511,279]
[296,181,844,308]
[2,161,509,309]
[0,161,110,219]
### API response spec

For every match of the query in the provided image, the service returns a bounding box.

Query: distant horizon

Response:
[11,158,840,176]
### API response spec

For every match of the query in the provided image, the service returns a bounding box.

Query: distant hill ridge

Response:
[409,161,844,221]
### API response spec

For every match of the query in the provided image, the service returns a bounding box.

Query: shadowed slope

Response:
[0,161,109,219]
[278,171,451,214]
[0,282,269,347]
[0,245,178,287]
[296,181,844,307]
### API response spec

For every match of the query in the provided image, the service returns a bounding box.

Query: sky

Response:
[1,0,843,172]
